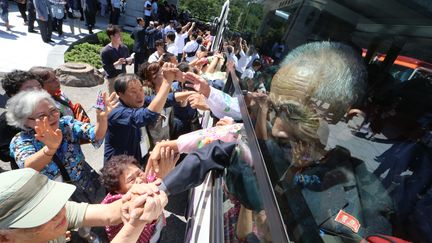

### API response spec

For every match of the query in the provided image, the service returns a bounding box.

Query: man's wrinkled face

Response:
[118,80,145,108]
[5,206,68,242]
[268,63,326,167]
[270,64,313,107]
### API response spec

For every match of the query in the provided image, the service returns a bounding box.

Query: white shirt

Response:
[148,51,161,63]
[247,53,260,68]
[164,25,175,36]
[166,43,178,55]
[175,32,188,55]
[227,53,238,69]
[144,1,152,16]
[183,40,199,62]
[206,87,241,120]
[241,68,255,80]
[236,49,252,73]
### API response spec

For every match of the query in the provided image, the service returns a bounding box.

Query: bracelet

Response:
[43,147,56,157]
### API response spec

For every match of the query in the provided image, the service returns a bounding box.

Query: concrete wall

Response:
[123,0,145,27]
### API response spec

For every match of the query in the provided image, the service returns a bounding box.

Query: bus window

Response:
[226,0,432,242]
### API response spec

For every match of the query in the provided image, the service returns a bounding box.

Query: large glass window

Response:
[224,0,432,242]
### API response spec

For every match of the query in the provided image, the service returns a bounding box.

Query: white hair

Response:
[276,41,367,120]
[6,90,56,130]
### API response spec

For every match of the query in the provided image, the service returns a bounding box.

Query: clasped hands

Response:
[121,180,168,227]
[120,142,180,226]
[161,63,210,97]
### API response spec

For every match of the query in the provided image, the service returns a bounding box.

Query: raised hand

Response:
[34,117,62,150]
[216,116,235,126]
[144,140,178,178]
[139,191,167,221]
[226,60,235,73]
[96,92,119,119]
[145,143,163,177]
[175,91,197,103]
[184,72,211,97]
[161,62,180,83]
[187,93,209,110]
[156,146,180,179]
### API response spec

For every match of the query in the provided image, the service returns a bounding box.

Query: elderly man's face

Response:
[3,207,68,242]
[268,62,326,167]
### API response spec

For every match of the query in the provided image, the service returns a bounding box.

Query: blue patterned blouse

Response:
[10,116,103,184]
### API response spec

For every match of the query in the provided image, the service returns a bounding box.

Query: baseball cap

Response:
[0,168,76,229]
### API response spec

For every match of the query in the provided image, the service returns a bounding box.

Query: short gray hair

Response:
[6,90,56,130]
[272,41,367,121]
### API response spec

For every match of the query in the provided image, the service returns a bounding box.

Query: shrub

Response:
[64,43,103,69]
[65,30,134,69]
[96,31,110,46]
[121,32,134,53]
[96,30,134,52]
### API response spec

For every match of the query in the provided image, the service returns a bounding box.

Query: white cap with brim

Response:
[0,168,76,229]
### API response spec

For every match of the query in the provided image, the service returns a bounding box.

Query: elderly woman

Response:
[101,153,178,242]
[0,70,43,168]
[6,89,117,203]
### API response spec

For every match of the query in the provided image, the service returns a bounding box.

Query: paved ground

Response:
[0,4,187,242]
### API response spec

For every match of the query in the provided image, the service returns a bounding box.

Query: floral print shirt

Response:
[10,116,102,182]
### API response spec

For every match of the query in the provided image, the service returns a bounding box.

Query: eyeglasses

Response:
[28,109,60,121]
[269,102,304,122]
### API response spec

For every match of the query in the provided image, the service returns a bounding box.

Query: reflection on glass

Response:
[240,20,432,243]
[274,10,290,20]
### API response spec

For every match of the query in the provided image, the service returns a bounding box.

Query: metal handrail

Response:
[229,73,291,243]
[210,171,224,243]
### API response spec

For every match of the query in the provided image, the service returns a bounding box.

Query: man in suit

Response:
[131,18,149,74]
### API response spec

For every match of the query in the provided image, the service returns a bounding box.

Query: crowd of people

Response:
[0,0,182,42]
[0,10,277,239]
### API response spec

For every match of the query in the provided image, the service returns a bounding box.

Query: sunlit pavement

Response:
[0,2,109,73]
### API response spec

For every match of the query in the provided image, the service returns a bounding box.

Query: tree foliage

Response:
[180,0,264,36]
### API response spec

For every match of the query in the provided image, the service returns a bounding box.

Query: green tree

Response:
[180,0,264,36]
[179,0,224,22]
